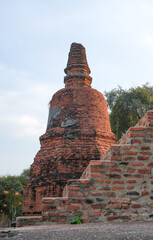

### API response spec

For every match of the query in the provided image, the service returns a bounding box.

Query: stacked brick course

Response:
[17,110,153,226]
[38,110,153,224]
[23,43,116,215]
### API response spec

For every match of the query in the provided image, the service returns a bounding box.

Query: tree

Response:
[105,83,153,140]
[19,168,30,186]
[0,168,30,225]
[0,176,23,225]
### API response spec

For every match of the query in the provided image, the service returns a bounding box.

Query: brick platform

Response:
[17,110,153,226]
[37,110,153,224]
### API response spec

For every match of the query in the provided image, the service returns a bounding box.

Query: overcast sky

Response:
[0,0,153,176]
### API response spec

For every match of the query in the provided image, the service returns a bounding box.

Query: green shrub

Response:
[70,216,83,224]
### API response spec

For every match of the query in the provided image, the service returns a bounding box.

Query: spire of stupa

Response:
[64,42,92,87]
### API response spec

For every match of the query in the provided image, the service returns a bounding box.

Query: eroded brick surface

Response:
[32,110,153,225]
[18,44,153,227]
[23,43,116,215]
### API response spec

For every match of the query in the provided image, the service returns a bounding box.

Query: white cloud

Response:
[0,65,58,139]
[142,33,153,48]
[12,115,45,137]
[0,64,5,71]
[0,112,45,137]
[140,3,153,17]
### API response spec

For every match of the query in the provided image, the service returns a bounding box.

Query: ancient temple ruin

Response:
[23,43,116,215]
[17,43,153,226]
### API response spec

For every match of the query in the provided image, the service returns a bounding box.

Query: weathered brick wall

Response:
[17,42,153,226]
[40,111,153,224]
[23,43,116,215]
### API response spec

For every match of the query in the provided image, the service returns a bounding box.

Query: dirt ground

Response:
[0,221,153,240]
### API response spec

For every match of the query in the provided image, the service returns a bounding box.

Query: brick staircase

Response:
[17,111,153,226]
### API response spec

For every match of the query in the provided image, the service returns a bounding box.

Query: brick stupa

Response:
[23,43,116,215]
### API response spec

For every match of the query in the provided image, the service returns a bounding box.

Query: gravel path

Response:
[0,222,153,240]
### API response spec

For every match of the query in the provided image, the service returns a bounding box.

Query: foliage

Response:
[105,83,153,140]
[70,216,83,224]
[0,168,30,224]
[19,168,30,187]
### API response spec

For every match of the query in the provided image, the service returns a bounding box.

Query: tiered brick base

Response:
[17,110,153,226]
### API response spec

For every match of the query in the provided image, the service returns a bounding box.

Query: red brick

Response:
[98,187,110,191]
[91,173,103,178]
[127,186,134,190]
[90,161,103,166]
[112,186,124,191]
[80,180,90,184]
[48,212,58,217]
[106,174,121,179]
[130,127,145,131]
[148,163,153,167]
[123,205,130,209]
[130,133,145,137]
[141,146,150,150]
[111,156,121,161]
[123,157,136,161]
[111,199,130,204]
[83,219,90,223]
[132,162,144,166]
[110,145,120,149]
[138,156,149,160]
[131,139,141,144]
[68,186,80,191]
[59,212,70,217]
[132,204,142,208]
[57,206,64,211]
[89,193,102,197]
[142,190,149,196]
[73,212,83,217]
[138,169,151,174]
[68,205,80,210]
[133,174,144,178]
[82,206,91,210]
[126,180,136,183]
[91,168,107,172]
[123,145,137,149]
[109,168,121,172]
[125,151,137,155]
[92,204,106,209]
[107,216,119,220]
[72,199,83,204]
[112,180,124,184]
[126,169,135,173]
[43,199,54,203]
[109,204,122,209]
[113,151,122,156]
[139,152,152,155]
[104,192,116,198]
[84,186,96,191]
[68,192,84,197]
[54,218,66,223]
[94,211,101,216]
